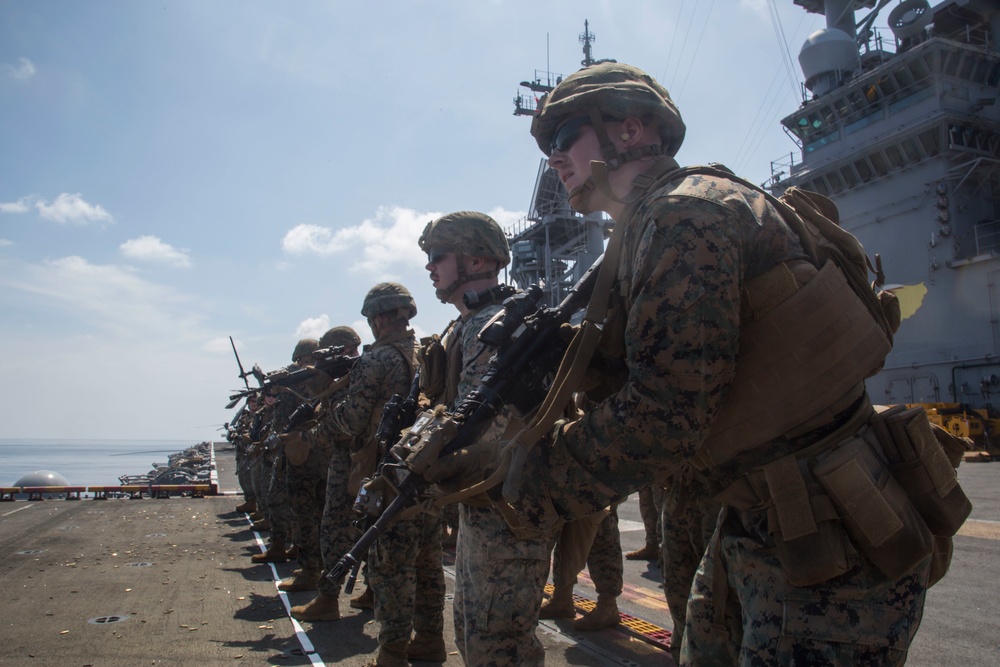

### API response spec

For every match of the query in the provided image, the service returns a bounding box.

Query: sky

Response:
[0,0,897,441]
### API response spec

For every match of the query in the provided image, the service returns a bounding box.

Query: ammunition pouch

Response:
[418,335,447,403]
[717,403,970,587]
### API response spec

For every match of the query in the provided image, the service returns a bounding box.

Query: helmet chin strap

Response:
[565,109,679,214]
[436,254,498,303]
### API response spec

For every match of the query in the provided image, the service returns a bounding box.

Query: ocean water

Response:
[0,439,207,487]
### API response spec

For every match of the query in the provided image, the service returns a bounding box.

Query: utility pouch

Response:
[813,435,933,579]
[762,455,851,586]
[871,405,972,537]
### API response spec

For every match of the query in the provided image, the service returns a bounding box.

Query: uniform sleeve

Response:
[325,354,385,440]
[536,194,745,518]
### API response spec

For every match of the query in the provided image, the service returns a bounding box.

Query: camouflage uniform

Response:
[230,404,259,505]
[636,484,664,554]
[317,331,418,602]
[288,382,350,573]
[265,384,300,546]
[659,470,720,663]
[516,171,931,665]
[449,306,558,667]
[521,62,932,665]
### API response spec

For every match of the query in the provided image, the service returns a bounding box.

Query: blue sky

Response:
[1,1,886,440]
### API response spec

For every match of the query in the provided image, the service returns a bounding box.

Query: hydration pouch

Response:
[813,435,933,579]
[763,455,851,586]
[871,405,972,537]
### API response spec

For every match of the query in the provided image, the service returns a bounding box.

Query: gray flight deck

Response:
[0,444,997,666]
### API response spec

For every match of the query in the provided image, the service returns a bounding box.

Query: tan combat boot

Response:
[349,585,374,609]
[235,499,256,513]
[573,594,620,631]
[371,639,409,667]
[248,511,265,522]
[278,568,320,592]
[251,539,287,563]
[407,631,446,661]
[624,544,660,561]
[251,518,271,532]
[291,592,340,622]
[538,584,576,619]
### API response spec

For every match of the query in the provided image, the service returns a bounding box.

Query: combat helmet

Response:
[319,325,362,351]
[530,62,685,212]
[361,282,417,319]
[419,211,510,302]
[531,62,685,158]
[292,338,320,362]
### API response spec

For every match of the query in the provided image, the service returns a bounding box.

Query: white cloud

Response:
[0,197,32,214]
[282,205,526,276]
[0,239,12,247]
[204,336,237,354]
[36,193,113,225]
[295,314,330,339]
[0,255,200,339]
[2,57,35,81]
[120,235,192,268]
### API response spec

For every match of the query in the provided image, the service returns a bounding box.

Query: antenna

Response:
[580,19,596,67]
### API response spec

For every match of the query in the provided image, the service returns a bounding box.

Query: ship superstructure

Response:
[508,21,613,306]
[772,0,1000,423]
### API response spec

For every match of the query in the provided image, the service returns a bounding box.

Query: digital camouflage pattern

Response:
[447,303,559,667]
[418,211,511,267]
[265,380,310,545]
[637,484,664,552]
[287,382,351,573]
[369,511,445,649]
[660,472,720,663]
[509,170,931,662]
[316,332,416,597]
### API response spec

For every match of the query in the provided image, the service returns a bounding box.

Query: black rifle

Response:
[225,346,357,408]
[327,256,602,583]
[230,336,253,391]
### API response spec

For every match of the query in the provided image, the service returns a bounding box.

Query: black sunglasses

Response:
[427,247,450,264]
[549,115,591,155]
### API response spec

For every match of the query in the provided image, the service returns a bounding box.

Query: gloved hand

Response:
[278,431,310,466]
[421,442,492,493]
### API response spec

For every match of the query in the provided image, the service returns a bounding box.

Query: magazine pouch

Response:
[763,454,851,586]
[813,434,933,579]
[870,405,972,537]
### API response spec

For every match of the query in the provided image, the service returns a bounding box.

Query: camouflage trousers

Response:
[251,452,273,517]
[369,511,445,648]
[637,485,665,549]
[660,480,721,663]
[318,444,354,596]
[550,505,623,597]
[454,503,558,667]
[267,454,294,544]
[286,443,333,572]
[681,507,930,666]
[235,443,255,502]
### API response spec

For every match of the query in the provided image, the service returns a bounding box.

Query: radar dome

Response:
[799,28,858,97]
[14,470,70,487]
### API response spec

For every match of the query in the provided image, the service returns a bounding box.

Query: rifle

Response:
[343,369,423,593]
[225,346,357,408]
[327,256,602,583]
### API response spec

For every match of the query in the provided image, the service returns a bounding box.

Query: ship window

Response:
[958,55,975,81]
[900,137,924,161]
[810,178,830,196]
[886,144,905,169]
[918,128,941,156]
[826,170,844,192]
[864,83,880,103]
[972,58,990,85]
[870,152,890,177]
[911,56,931,81]
[847,91,867,112]
[987,62,1000,87]
[943,51,961,77]
[834,95,852,120]
[840,165,859,188]
[894,66,914,88]
[854,158,874,181]
[876,75,897,96]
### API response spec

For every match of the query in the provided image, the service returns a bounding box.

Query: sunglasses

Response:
[549,115,592,155]
[426,247,450,264]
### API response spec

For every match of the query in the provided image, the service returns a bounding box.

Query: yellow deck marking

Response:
[957,519,1000,540]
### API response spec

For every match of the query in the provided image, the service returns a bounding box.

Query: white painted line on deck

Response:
[2,504,34,517]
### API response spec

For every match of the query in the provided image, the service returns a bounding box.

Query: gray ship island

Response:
[2,1,999,665]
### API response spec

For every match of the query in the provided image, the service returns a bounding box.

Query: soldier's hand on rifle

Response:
[421,443,493,493]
